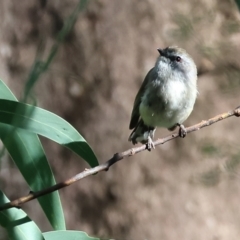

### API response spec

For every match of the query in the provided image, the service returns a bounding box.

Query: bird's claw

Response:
[146,136,155,151]
[178,124,187,138]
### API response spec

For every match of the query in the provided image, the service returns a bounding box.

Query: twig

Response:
[1,106,240,211]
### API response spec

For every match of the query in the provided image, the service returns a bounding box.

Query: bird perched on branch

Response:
[128,46,198,150]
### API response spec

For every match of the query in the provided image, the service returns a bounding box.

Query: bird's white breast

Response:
[139,78,196,128]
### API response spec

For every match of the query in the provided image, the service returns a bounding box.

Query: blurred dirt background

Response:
[1,0,240,239]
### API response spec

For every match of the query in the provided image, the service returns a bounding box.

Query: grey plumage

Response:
[128,46,198,147]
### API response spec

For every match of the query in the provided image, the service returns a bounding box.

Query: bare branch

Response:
[1,106,240,211]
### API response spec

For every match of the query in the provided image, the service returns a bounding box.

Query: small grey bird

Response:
[128,46,198,150]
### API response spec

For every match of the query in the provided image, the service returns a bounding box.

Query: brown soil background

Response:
[1,0,240,239]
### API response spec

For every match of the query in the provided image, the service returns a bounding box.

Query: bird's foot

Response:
[146,136,155,151]
[177,124,187,138]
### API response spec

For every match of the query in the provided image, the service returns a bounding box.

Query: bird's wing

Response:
[129,67,156,129]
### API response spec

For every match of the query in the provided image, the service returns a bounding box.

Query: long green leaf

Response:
[23,0,89,102]
[0,80,65,230]
[43,231,101,240]
[0,190,45,240]
[235,0,240,11]
[0,99,98,167]
[0,126,66,230]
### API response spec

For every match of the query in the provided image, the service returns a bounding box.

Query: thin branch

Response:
[1,106,240,211]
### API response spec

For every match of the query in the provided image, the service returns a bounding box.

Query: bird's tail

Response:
[128,119,156,145]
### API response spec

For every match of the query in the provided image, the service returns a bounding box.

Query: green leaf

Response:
[43,231,102,240]
[235,0,240,11]
[0,79,65,230]
[0,99,98,167]
[0,190,45,240]
[0,126,66,230]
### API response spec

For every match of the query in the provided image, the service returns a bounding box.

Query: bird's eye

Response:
[169,56,182,62]
[176,56,181,62]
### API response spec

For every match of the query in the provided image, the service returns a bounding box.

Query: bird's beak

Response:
[157,48,164,55]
